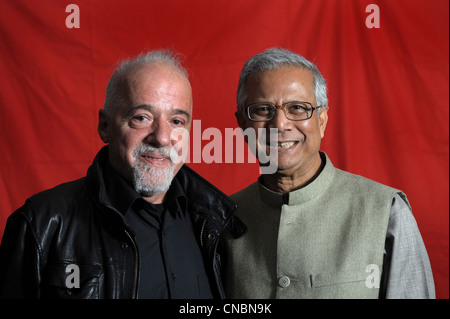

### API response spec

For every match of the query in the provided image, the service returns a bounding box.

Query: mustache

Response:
[133,144,179,163]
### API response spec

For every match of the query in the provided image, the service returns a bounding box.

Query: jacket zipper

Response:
[124,229,139,299]
[200,218,207,247]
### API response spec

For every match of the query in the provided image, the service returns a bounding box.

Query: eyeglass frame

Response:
[245,100,322,122]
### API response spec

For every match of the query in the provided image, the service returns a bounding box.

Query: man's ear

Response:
[235,110,249,144]
[318,106,329,139]
[98,109,109,143]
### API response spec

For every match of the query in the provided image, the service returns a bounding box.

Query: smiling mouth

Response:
[269,141,298,150]
[142,153,169,159]
[142,156,167,160]
[264,141,299,151]
[140,153,171,166]
[278,141,297,149]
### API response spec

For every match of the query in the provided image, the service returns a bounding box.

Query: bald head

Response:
[103,50,190,117]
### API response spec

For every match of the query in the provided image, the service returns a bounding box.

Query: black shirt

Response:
[103,161,213,299]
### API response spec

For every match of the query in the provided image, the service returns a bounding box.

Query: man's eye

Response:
[133,115,147,121]
[254,106,274,115]
[172,119,185,126]
[289,104,309,113]
[129,115,151,128]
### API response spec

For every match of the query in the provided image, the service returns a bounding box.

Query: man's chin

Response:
[134,178,171,198]
[138,186,167,198]
[132,164,174,197]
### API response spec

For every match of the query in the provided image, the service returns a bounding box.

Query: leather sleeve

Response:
[0,204,42,298]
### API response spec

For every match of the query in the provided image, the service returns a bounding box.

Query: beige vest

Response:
[224,153,406,299]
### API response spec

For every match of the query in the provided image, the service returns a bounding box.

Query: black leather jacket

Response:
[0,147,246,299]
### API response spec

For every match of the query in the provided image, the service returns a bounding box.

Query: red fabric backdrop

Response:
[0,0,448,298]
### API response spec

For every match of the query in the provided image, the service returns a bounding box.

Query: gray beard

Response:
[131,144,176,197]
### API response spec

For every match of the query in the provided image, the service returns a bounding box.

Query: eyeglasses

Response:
[246,101,320,122]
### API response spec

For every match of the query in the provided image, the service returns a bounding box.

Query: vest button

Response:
[278,275,291,288]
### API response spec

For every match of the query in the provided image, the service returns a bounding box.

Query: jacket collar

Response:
[257,151,336,207]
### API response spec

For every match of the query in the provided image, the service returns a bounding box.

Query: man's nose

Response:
[145,118,172,147]
[268,108,293,131]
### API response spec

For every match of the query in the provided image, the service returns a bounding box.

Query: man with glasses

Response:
[222,48,435,299]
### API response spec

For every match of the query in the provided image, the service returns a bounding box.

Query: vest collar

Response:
[258,151,336,207]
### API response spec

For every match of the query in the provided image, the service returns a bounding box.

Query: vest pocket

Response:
[310,270,368,288]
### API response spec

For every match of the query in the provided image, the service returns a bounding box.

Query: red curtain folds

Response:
[0,0,448,298]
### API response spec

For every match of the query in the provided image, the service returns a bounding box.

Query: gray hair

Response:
[236,48,328,114]
[103,49,188,115]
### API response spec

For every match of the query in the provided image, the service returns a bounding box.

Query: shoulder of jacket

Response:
[28,177,87,204]
[334,168,401,194]
[19,177,90,223]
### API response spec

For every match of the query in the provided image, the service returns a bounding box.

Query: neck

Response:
[261,153,325,194]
